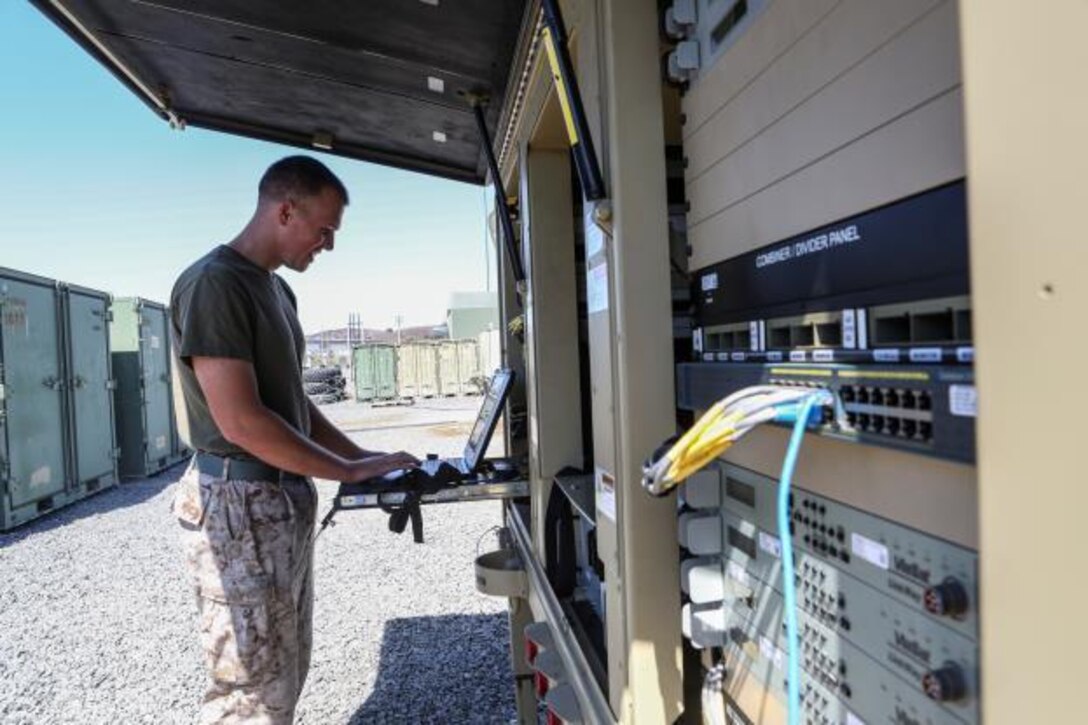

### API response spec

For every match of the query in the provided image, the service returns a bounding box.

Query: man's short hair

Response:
[258,156,349,206]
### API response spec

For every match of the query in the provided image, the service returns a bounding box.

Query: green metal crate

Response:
[353,343,397,401]
[110,298,188,478]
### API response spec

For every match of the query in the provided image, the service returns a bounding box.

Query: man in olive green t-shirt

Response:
[169,156,417,724]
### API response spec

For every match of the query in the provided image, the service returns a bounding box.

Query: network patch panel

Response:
[678,463,979,724]
[676,362,976,463]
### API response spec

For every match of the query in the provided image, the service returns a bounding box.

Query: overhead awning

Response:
[31,0,531,184]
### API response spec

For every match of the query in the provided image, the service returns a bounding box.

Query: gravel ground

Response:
[0,397,517,724]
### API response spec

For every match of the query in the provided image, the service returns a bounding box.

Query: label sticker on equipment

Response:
[956,346,974,363]
[813,350,834,362]
[155,435,167,450]
[716,352,730,362]
[789,350,806,362]
[851,533,889,570]
[873,348,901,363]
[730,352,746,362]
[701,273,719,292]
[909,347,942,363]
[587,263,609,314]
[759,636,784,670]
[150,335,161,349]
[693,328,703,353]
[949,384,978,417]
[766,351,783,362]
[726,560,750,587]
[595,468,616,522]
[842,309,856,349]
[749,322,760,351]
[758,532,781,559]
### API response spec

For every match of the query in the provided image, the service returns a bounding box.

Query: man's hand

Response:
[343,451,420,482]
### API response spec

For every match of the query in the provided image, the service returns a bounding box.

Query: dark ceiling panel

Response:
[31,0,530,184]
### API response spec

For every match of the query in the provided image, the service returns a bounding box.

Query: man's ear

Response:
[277,199,293,226]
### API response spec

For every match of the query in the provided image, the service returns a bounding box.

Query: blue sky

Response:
[0,2,496,333]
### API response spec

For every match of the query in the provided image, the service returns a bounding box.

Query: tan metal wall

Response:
[959,1,1088,721]
[684,0,965,270]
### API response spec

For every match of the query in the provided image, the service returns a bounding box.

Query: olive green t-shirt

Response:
[170,245,310,457]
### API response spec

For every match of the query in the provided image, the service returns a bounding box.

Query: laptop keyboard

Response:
[419,457,469,477]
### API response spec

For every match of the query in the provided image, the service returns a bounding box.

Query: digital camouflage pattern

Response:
[173,462,318,724]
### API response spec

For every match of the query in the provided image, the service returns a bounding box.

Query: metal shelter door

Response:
[141,305,173,467]
[67,291,116,484]
[1,278,67,507]
[377,346,397,398]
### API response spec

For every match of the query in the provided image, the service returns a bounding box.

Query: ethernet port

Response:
[769,326,791,349]
[885,389,900,407]
[857,413,871,431]
[840,386,856,403]
[919,421,933,441]
[871,388,885,406]
[816,322,842,347]
[918,391,932,411]
[791,324,815,348]
[707,333,723,351]
[885,418,901,436]
[735,330,752,350]
[857,387,871,404]
[901,390,917,409]
[871,414,886,432]
[846,412,858,428]
[902,419,917,438]
[913,309,955,343]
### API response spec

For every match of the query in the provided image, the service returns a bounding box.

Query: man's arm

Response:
[306,398,383,460]
[193,357,416,481]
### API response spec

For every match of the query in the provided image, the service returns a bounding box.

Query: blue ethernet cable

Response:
[775,393,821,725]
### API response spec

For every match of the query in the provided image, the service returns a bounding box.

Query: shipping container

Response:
[352,343,397,402]
[455,339,481,395]
[396,342,439,398]
[63,284,120,493]
[437,341,460,396]
[476,329,502,381]
[109,298,187,478]
[0,268,119,530]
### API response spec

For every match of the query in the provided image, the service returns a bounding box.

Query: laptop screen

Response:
[462,368,515,471]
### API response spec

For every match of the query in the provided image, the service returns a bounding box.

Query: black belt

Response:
[195,452,306,484]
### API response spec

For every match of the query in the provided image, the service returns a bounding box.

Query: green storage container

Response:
[0,268,119,531]
[110,298,188,478]
[64,284,120,494]
[353,343,397,401]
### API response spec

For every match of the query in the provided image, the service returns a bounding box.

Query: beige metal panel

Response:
[686,0,959,225]
[598,0,683,720]
[684,0,944,181]
[688,87,965,270]
[519,145,586,554]
[724,426,977,549]
[959,1,1088,721]
[680,0,840,134]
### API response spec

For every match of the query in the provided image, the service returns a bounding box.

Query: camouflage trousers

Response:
[173,460,318,724]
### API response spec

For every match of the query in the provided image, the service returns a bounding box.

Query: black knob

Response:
[924,577,970,617]
[426,453,439,461]
[923,663,967,702]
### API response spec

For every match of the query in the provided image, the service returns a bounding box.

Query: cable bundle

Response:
[641,386,831,496]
